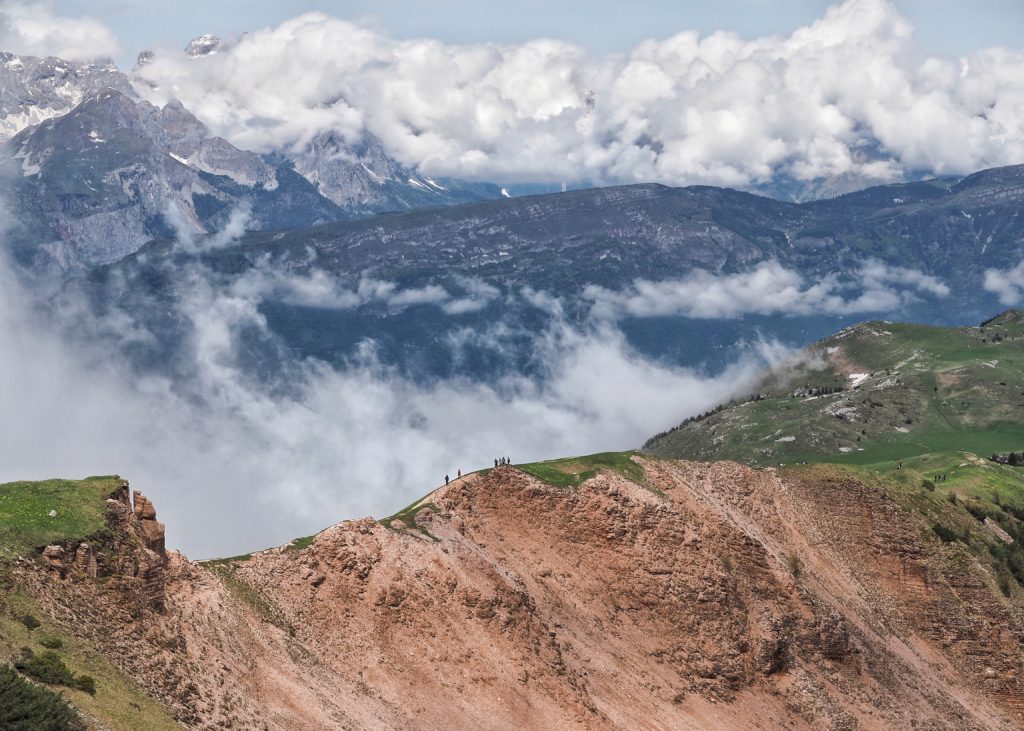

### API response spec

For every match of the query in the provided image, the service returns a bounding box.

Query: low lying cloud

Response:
[583,259,949,320]
[0,233,780,559]
[858,259,950,298]
[983,261,1024,306]
[228,261,503,315]
[0,1,122,61]
[166,202,253,254]
[130,0,1024,188]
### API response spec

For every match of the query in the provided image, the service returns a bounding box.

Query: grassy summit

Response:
[518,452,647,488]
[0,474,181,730]
[0,476,123,560]
[645,310,1024,466]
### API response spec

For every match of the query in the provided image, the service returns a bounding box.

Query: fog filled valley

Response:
[5,169,1021,557]
[0,232,791,557]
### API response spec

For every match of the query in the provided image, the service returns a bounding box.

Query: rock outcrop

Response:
[33,479,168,612]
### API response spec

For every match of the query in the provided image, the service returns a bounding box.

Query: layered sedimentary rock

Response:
[34,480,167,611]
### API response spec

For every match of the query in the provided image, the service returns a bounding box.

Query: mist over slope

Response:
[78,166,1023,387]
[0,225,786,557]
[6,158,1024,557]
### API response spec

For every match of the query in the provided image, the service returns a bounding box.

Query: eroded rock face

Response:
[41,545,65,578]
[132,489,166,557]
[32,480,168,611]
[17,462,1024,730]
[72,543,97,578]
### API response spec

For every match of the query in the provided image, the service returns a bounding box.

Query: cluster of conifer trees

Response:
[792,385,844,398]
[990,452,1024,466]
[0,665,84,730]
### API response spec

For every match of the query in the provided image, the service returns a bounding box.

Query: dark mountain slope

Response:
[74,166,1024,383]
[0,89,343,273]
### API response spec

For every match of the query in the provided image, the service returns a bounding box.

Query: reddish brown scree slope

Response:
[17,459,1024,730]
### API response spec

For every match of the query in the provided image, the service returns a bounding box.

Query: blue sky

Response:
[51,0,1024,67]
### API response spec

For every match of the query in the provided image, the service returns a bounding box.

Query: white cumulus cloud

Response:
[131,0,1024,188]
[582,259,949,320]
[984,261,1024,305]
[0,1,122,61]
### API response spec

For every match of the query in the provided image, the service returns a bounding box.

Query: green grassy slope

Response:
[518,452,647,488]
[645,310,1024,467]
[0,598,181,731]
[784,457,1024,599]
[0,476,181,730]
[0,476,123,560]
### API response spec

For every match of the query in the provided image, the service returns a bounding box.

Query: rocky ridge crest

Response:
[14,460,1024,730]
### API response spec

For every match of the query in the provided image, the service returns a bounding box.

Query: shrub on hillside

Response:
[964,501,992,522]
[933,523,958,543]
[20,615,40,632]
[0,665,86,730]
[14,649,95,695]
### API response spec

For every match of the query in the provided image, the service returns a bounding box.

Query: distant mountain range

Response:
[0,49,502,274]
[78,164,1024,383]
[1,88,341,271]
[2,45,1023,387]
[5,45,1021,281]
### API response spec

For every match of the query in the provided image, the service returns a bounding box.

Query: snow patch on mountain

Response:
[0,51,134,141]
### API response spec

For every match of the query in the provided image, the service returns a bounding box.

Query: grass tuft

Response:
[518,452,648,489]
[380,501,442,541]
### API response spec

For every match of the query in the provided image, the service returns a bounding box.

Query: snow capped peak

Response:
[0,51,135,141]
[185,34,222,58]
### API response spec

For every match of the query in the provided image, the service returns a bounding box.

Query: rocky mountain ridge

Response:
[0,48,502,274]
[290,128,502,216]
[8,457,1024,730]
[0,51,133,142]
[79,165,1024,385]
[0,87,342,272]
[31,480,168,613]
